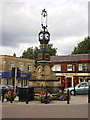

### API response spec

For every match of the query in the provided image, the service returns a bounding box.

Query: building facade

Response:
[51,54,90,88]
[0,54,90,88]
[0,54,35,87]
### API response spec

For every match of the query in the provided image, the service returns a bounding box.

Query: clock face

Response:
[45,33,49,40]
[40,33,43,40]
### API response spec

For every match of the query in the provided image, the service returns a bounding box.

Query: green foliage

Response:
[22,47,34,59]
[71,36,90,54]
[48,44,57,56]
[56,92,68,101]
[56,92,68,97]
[21,47,39,61]
[21,44,57,60]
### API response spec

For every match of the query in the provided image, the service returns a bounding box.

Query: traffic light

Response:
[17,68,21,77]
[11,67,15,78]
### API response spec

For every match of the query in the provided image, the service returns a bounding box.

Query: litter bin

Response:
[18,87,34,102]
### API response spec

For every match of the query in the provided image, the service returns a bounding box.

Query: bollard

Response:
[45,91,48,104]
[2,89,7,102]
[74,85,76,96]
[26,88,29,104]
[26,95,29,104]
[2,93,4,102]
[88,86,90,103]
[67,89,70,104]
[26,99,28,104]
[10,92,13,103]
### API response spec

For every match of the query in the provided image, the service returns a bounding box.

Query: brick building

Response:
[0,54,90,88]
[0,54,35,86]
[51,54,90,88]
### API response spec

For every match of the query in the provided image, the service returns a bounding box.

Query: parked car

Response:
[65,82,90,95]
[5,85,14,90]
[0,84,14,93]
[0,84,9,90]
[0,84,9,96]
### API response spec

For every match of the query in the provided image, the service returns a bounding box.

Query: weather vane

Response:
[41,9,48,31]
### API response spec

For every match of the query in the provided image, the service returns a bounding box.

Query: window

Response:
[78,64,88,71]
[10,63,14,70]
[28,64,31,72]
[79,83,88,87]
[52,65,61,71]
[67,64,72,71]
[19,64,23,71]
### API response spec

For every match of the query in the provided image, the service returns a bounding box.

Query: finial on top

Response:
[41,9,48,31]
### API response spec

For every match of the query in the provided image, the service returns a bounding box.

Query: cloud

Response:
[0,0,88,56]
[2,2,40,47]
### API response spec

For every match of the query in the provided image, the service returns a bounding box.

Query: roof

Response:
[0,55,35,62]
[50,54,90,62]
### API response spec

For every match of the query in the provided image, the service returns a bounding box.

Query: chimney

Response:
[13,53,16,57]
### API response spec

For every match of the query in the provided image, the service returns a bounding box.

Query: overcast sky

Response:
[0,0,89,57]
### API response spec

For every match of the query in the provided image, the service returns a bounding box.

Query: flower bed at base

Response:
[56,90,69,101]
[39,91,52,104]
[4,90,16,101]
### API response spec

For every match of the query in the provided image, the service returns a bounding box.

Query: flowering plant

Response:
[56,89,68,101]
[4,91,16,101]
[39,91,52,103]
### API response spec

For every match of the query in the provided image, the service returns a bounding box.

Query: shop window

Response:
[67,64,72,71]
[7,79,11,85]
[52,64,61,71]
[78,64,88,71]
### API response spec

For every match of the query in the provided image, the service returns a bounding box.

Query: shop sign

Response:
[61,73,76,76]
[20,73,31,79]
[0,72,31,79]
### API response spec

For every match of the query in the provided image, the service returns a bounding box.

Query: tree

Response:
[21,44,57,60]
[71,36,90,54]
[48,44,57,56]
[22,47,34,59]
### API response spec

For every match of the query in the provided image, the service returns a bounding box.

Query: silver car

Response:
[65,82,90,95]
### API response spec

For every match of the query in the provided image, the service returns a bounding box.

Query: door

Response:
[68,78,72,87]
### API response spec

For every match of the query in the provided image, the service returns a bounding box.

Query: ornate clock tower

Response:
[38,9,50,61]
[32,9,57,87]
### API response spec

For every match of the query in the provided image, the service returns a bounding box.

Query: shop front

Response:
[0,71,31,86]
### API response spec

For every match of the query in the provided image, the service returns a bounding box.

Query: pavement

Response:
[0,95,88,105]
[0,95,89,119]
